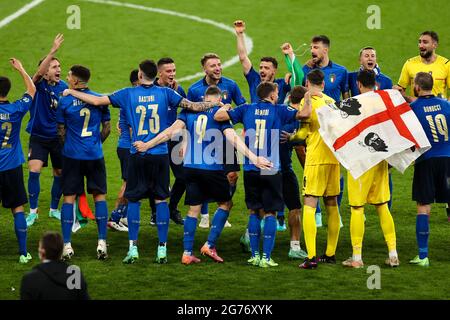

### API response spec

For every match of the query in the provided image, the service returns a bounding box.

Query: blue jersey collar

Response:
[153,78,166,87]
[154,78,176,90]
[313,60,333,69]
[418,94,435,99]
[74,87,89,92]
[202,76,222,86]
[359,64,381,75]
[0,100,10,104]
[44,79,61,87]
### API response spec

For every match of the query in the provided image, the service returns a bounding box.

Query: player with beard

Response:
[134,86,271,264]
[302,35,348,227]
[234,21,296,244]
[234,20,291,104]
[394,31,450,220]
[409,72,450,267]
[188,53,245,229]
[64,59,220,264]
[342,70,399,269]
[302,35,349,102]
[395,31,450,102]
[288,70,341,269]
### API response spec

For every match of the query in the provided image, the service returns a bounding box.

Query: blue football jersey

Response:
[245,67,291,104]
[0,94,33,171]
[411,95,450,162]
[109,84,183,155]
[187,76,246,105]
[279,119,299,171]
[227,101,298,172]
[117,107,131,149]
[56,88,110,160]
[26,79,68,138]
[154,79,187,126]
[348,67,393,97]
[303,61,348,102]
[178,106,232,171]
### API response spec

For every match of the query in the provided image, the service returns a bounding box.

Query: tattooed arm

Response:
[178,98,219,112]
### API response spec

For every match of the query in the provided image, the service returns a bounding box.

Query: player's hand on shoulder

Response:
[233,20,246,34]
[62,89,72,97]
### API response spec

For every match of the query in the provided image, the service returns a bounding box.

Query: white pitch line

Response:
[83,0,253,82]
[0,0,45,29]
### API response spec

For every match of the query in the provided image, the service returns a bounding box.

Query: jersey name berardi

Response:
[255,108,269,116]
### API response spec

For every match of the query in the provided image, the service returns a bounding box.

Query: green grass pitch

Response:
[0,0,449,300]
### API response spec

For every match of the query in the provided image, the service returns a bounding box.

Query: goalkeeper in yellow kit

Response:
[290,69,341,269]
[341,70,399,268]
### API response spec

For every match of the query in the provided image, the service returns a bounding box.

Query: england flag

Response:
[317,89,431,179]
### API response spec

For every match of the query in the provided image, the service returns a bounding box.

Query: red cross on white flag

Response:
[317,89,431,179]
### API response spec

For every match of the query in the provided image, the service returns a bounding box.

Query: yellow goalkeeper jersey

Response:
[398,54,450,99]
[293,93,339,165]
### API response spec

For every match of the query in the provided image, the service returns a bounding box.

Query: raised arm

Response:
[223,128,272,170]
[281,42,304,87]
[10,58,36,98]
[133,120,186,153]
[178,98,218,112]
[281,42,296,67]
[63,89,110,106]
[234,20,252,75]
[33,34,64,83]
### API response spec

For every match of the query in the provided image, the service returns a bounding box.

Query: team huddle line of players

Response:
[0,21,449,269]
